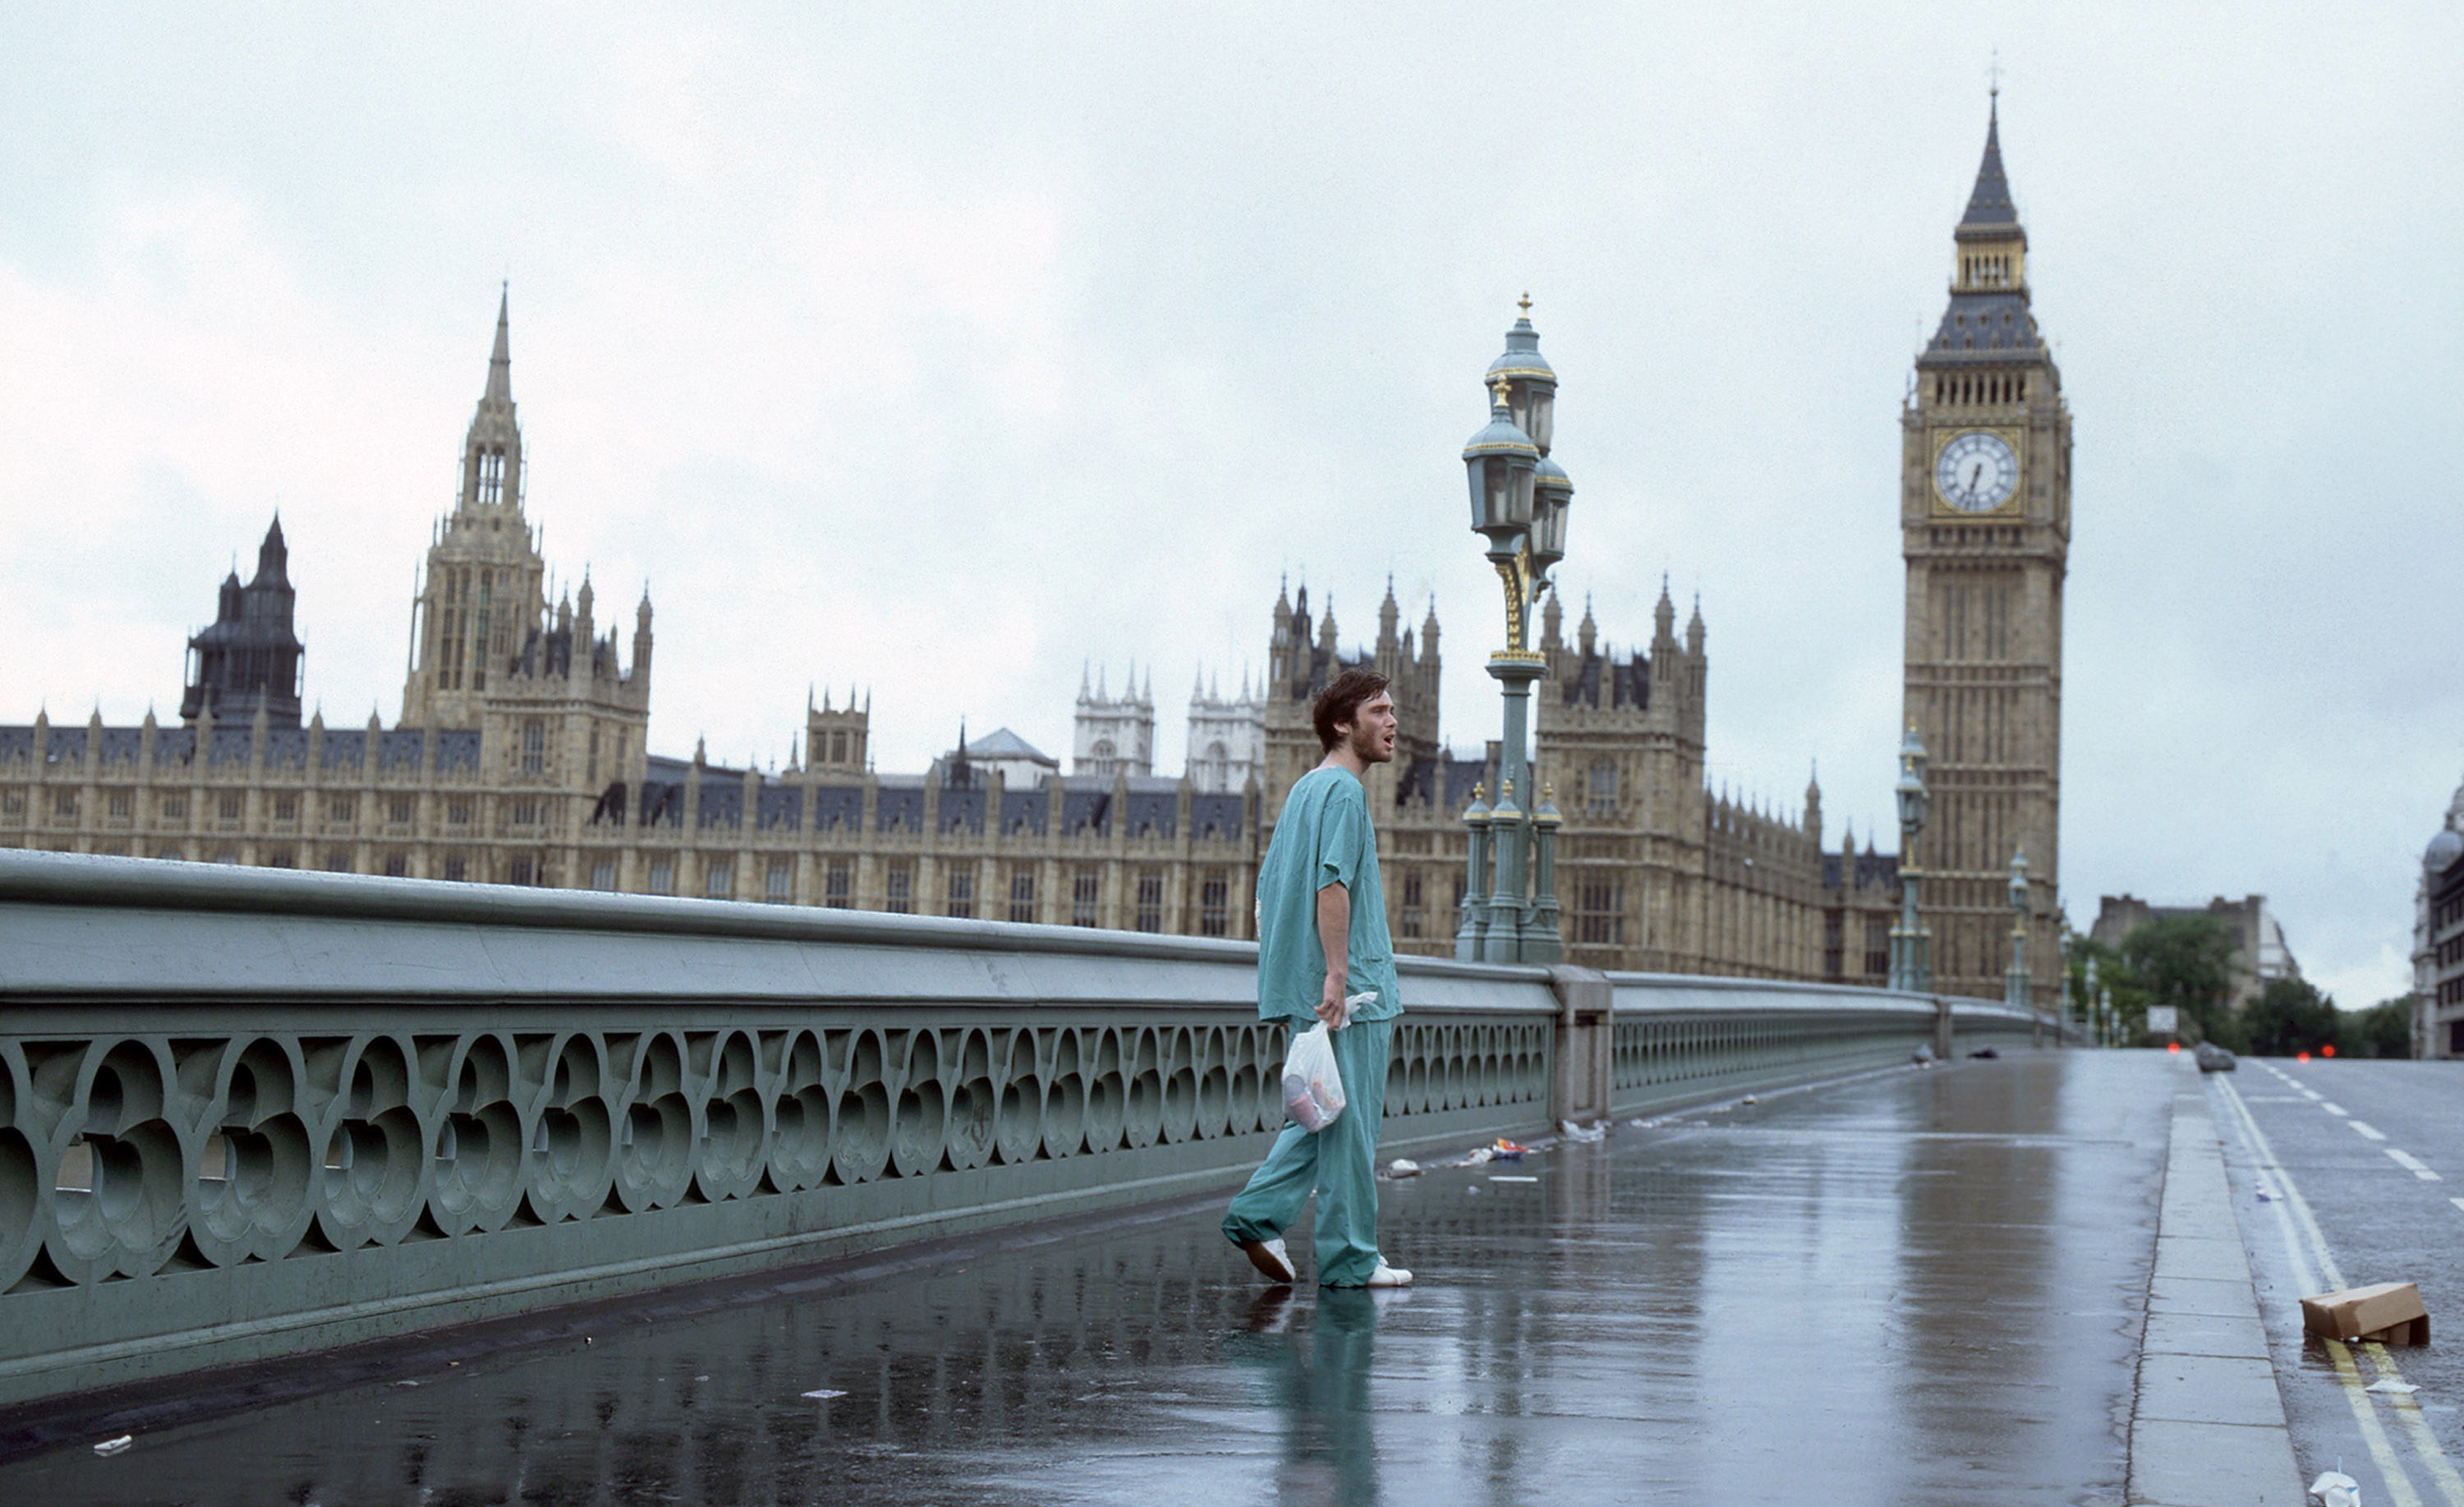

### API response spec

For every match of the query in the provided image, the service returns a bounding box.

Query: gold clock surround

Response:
[1927,425,2026,519]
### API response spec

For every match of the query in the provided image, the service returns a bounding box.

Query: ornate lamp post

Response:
[2005,850,2030,1007]
[2006,848,2033,1040]
[1455,782,1492,959]
[2057,921,2075,1045]
[1887,727,1933,993]
[1460,300,1572,965]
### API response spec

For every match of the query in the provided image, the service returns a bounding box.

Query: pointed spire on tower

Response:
[1961,91,2017,228]
[485,283,513,403]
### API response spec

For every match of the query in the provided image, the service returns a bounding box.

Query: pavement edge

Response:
[2125,1054,2306,1507]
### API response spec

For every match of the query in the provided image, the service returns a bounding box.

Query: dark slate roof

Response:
[756,785,802,830]
[1922,290,2045,365]
[1192,792,1243,840]
[962,727,1055,765]
[44,728,86,765]
[590,783,629,825]
[154,728,196,764]
[320,729,366,769]
[1961,107,2016,228]
[0,728,30,761]
[812,786,864,831]
[264,728,309,769]
[876,786,923,834]
[1124,790,1175,839]
[1442,756,1489,809]
[940,787,986,834]
[1061,783,1111,836]
[640,781,685,826]
[99,727,142,765]
[435,730,480,773]
[208,727,251,766]
[1000,788,1048,835]
[379,729,425,770]
[517,625,575,679]
[1822,851,1903,893]
[698,783,743,829]
[1561,648,1650,710]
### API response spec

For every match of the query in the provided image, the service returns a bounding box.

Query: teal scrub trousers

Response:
[1222,1017,1391,1287]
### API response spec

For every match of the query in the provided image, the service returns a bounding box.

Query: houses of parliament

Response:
[0,107,2068,1007]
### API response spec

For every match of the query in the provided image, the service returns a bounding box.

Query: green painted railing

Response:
[0,850,2034,1405]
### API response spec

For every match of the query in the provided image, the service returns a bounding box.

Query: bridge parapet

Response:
[0,851,2032,1405]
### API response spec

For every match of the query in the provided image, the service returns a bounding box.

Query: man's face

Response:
[1343,691,1400,765]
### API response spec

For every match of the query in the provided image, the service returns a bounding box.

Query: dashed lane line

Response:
[2324,1102,2351,1117]
[2388,1148,2442,1182]
[2215,1074,2464,1505]
[2352,1120,2390,1142]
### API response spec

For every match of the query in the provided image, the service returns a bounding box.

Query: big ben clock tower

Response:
[1902,94,2071,1008]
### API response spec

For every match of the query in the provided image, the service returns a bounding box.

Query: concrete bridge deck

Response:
[0,1049,2301,1505]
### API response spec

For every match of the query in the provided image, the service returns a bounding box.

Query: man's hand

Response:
[1316,880,1350,1030]
[1317,973,1348,1029]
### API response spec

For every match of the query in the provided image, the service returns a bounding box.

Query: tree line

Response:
[2066,914,2411,1058]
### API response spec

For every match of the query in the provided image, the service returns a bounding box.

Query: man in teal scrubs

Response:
[1223,668,1412,1289]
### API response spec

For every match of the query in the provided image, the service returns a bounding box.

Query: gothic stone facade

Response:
[1901,101,2071,1010]
[16,178,2098,988]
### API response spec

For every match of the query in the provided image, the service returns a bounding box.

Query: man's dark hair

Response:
[1312,669,1392,751]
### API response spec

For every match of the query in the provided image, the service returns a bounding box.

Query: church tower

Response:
[402,288,549,727]
[1901,96,2071,1005]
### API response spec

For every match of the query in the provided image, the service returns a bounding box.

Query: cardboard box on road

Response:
[2301,1282,2430,1345]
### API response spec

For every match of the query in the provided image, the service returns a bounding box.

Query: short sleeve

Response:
[1315,783,1366,892]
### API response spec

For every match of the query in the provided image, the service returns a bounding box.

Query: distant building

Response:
[2415,778,2464,1058]
[181,517,306,728]
[12,101,2082,995]
[1072,665,1152,779]
[1185,669,1264,796]
[947,727,1060,790]
[2089,894,2302,1013]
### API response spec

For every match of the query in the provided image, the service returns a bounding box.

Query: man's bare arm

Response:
[1316,881,1349,1028]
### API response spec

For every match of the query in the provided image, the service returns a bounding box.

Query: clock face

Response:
[1934,430,2020,512]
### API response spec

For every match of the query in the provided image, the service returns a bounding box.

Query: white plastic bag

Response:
[1282,1023,1346,1133]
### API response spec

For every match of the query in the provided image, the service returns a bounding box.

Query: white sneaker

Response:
[1241,1237,1296,1284]
[1365,1261,1414,1288]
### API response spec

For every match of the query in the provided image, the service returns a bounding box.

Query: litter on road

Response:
[802,1389,848,1400]
[1386,1158,1422,1178]
[2364,1377,2419,1395]
[1489,1175,1538,1183]
[2301,1280,2430,1345]
[1559,1120,1606,1142]
[2308,1468,2361,1506]
[93,1436,131,1457]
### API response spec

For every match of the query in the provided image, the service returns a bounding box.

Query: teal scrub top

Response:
[1255,765,1401,1025]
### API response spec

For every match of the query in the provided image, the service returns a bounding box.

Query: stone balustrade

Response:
[0,850,2032,1405]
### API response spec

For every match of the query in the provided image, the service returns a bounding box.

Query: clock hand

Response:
[1967,462,1984,491]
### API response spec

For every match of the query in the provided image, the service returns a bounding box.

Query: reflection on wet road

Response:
[5,1051,2173,1505]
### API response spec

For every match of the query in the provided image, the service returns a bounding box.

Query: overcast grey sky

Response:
[2,5,2457,1008]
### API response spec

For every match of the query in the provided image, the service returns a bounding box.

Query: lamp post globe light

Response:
[1887,727,1933,993]
[1456,298,1570,965]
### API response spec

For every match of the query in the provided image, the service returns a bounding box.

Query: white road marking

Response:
[2324,1101,2350,1116]
[2387,1148,2440,1181]
[2351,1120,2389,1142]
[2448,1197,2464,1215]
[2215,1074,2464,1505]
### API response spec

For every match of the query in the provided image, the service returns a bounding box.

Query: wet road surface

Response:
[4,1050,2173,1505]
[2215,1056,2464,1503]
